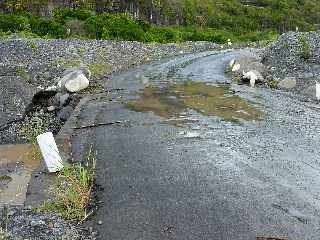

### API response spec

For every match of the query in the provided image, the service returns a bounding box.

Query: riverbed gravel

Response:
[262,31,320,91]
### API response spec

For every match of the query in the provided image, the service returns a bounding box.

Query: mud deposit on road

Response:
[126,81,264,124]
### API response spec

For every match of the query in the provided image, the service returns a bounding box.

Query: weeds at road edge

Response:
[35,148,96,221]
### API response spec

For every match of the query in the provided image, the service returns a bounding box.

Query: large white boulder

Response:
[62,67,91,79]
[61,71,89,93]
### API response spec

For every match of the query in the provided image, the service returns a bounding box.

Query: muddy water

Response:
[0,144,40,206]
[126,81,264,124]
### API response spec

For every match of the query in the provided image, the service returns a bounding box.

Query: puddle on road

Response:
[0,144,41,206]
[126,81,264,125]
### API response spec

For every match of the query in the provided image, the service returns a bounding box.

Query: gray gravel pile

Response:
[262,31,320,90]
[0,37,219,144]
[0,37,218,88]
[0,207,95,240]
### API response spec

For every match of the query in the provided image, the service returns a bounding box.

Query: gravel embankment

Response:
[0,36,219,144]
[262,31,320,91]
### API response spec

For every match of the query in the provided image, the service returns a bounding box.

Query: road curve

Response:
[74,50,320,240]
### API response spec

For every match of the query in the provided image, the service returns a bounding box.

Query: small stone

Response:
[47,106,56,112]
[48,222,54,229]
[98,220,103,225]
[57,105,73,121]
[46,85,57,91]
[30,220,44,227]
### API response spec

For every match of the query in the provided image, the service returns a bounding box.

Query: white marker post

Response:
[37,132,64,173]
[316,82,320,101]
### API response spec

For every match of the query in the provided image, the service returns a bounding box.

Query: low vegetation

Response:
[1,0,320,43]
[0,8,279,44]
[35,148,96,221]
[16,66,31,82]
[298,34,311,60]
[0,175,12,182]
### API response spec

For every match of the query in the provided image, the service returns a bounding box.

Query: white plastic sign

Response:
[37,132,64,173]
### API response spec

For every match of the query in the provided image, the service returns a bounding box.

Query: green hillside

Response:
[0,0,319,43]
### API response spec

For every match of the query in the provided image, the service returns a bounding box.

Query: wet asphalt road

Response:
[74,50,320,239]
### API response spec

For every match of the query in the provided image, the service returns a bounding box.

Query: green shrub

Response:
[298,34,311,60]
[136,19,151,32]
[53,8,94,22]
[84,13,109,38]
[185,28,228,43]
[30,17,67,38]
[86,13,145,41]
[0,13,31,32]
[144,27,182,43]
[65,19,86,37]
[102,24,145,42]
[0,13,66,38]
[236,30,278,43]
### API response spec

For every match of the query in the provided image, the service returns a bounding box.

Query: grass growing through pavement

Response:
[36,148,96,221]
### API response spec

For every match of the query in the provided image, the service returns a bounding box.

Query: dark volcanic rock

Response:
[0,76,37,127]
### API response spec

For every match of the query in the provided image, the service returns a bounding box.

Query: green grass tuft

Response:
[0,175,12,182]
[36,148,96,221]
[88,62,111,79]
[298,34,311,60]
[16,66,31,83]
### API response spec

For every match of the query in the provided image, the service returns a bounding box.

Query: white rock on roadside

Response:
[62,67,91,79]
[243,70,264,87]
[61,71,89,93]
[47,106,56,112]
[229,59,235,68]
[232,63,241,72]
[45,85,57,91]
